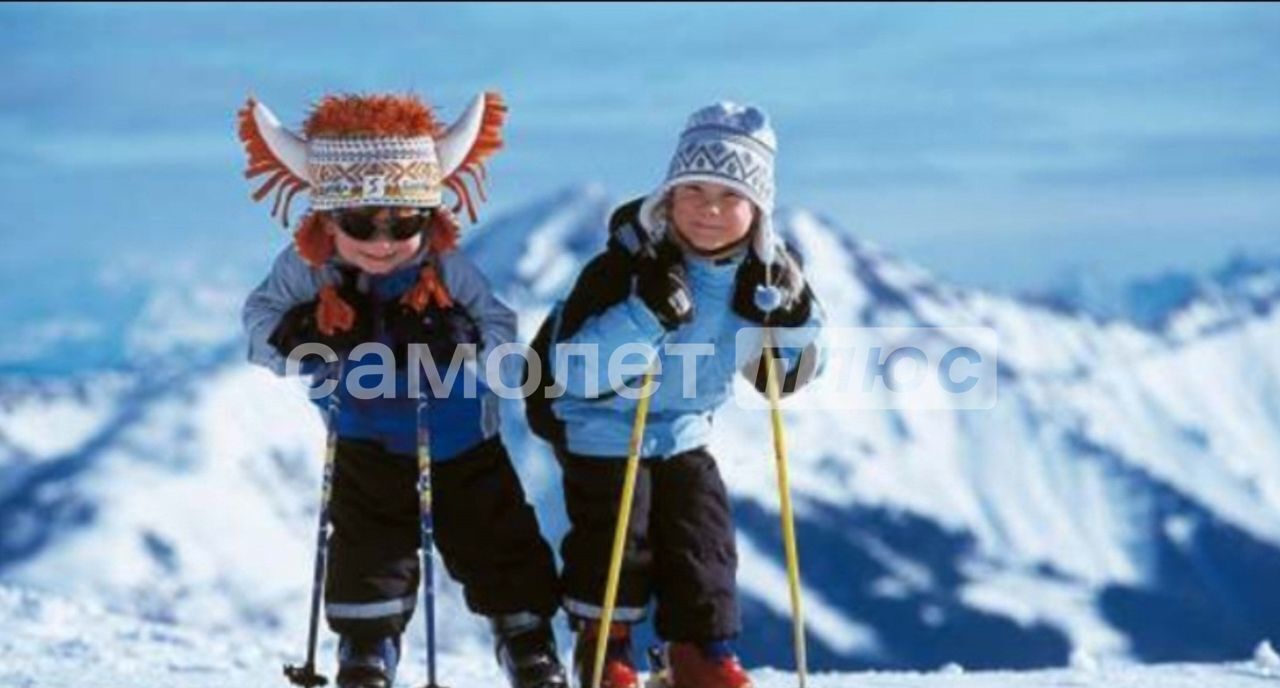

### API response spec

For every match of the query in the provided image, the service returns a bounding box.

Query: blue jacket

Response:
[242,244,514,460]
[548,220,825,459]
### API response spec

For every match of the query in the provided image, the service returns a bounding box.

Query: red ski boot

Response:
[572,621,640,688]
[666,641,752,688]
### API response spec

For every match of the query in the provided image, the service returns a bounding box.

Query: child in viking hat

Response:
[524,102,825,688]
[239,92,567,688]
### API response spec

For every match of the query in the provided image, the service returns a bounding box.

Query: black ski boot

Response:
[491,613,570,688]
[336,634,400,688]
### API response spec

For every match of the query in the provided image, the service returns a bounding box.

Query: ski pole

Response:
[592,365,657,688]
[415,365,446,688]
[762,331,807,688]
[285,360,345,688]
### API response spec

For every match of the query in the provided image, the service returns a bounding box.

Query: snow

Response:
[1254,640,1280,671]
[957,566,1129,659]
[0,583,281,688]
[2,582,1276,688]
[1068,648,1098,673]
[0,385,114,460]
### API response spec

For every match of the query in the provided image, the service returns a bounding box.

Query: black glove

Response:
[732,243,812,327]
[268,267,371,356]
[634,238,694,331]
[384,301,482,367]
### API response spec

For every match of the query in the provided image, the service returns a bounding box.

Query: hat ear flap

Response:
[428,207,460,255]
[636,188,673,245]
[294,212,335,267]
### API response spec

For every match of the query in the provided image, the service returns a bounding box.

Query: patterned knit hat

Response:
[236,91,507,267]
[236,91,507,326]
[638,101,779,262]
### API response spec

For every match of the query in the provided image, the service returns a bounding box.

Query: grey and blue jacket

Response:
[242,244,515,460]
[541,201,825,459]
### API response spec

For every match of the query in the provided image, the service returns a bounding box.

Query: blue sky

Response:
[1,2,1277,332]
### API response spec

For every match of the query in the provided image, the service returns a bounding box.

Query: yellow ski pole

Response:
[592,365,657,688]
[763,330,808,688]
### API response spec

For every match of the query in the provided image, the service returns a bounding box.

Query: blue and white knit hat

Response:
[638,101,779,261]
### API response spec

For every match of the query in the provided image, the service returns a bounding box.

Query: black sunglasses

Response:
[335,208,433,241]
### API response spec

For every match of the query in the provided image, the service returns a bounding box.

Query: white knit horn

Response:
[237,96,315,225]
[435,93,489,178]
[251,99,311,184]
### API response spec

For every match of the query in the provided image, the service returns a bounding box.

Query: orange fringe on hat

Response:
[292,212,334,267]
[237,99,310,227]
[239,92,507,229]
[303,93,443,139]
[444,92,507,224]
[401,209,460,313]
[400,263,454,314]
[316,284,357,336]
[427,207,460,255]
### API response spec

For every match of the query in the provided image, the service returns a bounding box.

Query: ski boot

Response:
[572,620,639,688]
[336,634,400,688]
[491,613,570,688]
[664,640,751,688]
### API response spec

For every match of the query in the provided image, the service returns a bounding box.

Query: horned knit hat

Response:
[236,91,508,330]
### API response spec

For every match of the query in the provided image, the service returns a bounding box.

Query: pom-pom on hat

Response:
[637,101,780,263]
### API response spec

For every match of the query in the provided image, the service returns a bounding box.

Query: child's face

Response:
[668,182,756,254]
[326,206,427,275]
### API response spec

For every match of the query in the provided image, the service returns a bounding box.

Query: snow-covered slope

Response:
[3,583,1277,687]
[1,187,1278,678]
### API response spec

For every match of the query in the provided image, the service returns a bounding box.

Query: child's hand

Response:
[634,239,694,330]
[384,302,481,367]
[732,244,812,327]
[268,269,371,356]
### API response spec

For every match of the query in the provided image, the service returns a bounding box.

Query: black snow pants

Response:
[324,437,560,639]
[557,445,740,643]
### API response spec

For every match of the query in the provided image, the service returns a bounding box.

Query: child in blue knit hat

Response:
[526,102,826,688]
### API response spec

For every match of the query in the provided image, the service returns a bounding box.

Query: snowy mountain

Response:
[1,186,1278,682]
[717,211,1280,669]
[1026,253,1280,338]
